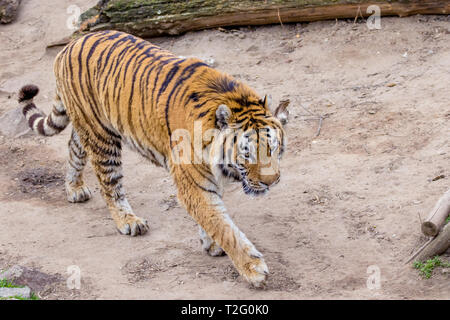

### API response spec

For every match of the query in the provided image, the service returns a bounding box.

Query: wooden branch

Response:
[46,36,72,48]
[421,189,450,237]
[76,0,450,38]
[411,223,450,263]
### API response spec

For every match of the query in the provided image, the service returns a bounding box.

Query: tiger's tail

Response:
[18,84,70,136]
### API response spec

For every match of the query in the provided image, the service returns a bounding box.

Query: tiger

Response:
[18,30,289,288]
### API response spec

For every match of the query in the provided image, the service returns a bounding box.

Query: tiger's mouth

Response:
[242,178,269,196]
[219,164,270,196]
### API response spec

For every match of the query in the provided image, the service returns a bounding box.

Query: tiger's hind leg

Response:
[65,129,91,203]
[84,129,149,236]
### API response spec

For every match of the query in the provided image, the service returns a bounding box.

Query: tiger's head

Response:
[211,94,289,196]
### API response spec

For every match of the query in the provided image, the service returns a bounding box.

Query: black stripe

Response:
[91,130,121,150]
[76,34,113,136]
[104,174,123,186]
[52,107,67,116]
[68,159,84,171]
[126,44,158,137]
[100,33,135,92]
[137,60,156,143]
[198,111,208,118]
[156,60,184,103]
[94,31,121,73]
[150,57,179,106]
[97,166,116,175]
[189,92,199,102]
[36,118,45,135]
[22,103,36,116]
[141,54,177,121]
[192,164,218,187]
[165,62,208,137]
[69,144,86,160]
[184,168,218,195]
[46,116,65,131]
[90,142,121,158]
[28,113,41,128]
[97,159,121,167]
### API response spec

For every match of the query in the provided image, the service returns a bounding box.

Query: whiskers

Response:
[242,178,269,196]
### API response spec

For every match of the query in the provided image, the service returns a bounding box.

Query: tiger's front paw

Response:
[239,252,269,288]
[116,214,149,237]
[66,183,91,203]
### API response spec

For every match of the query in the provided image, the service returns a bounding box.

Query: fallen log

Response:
[76,0,450,38]
[408,223,450,263]
[421,189,450,237]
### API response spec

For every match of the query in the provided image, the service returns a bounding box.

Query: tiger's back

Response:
[54,30,211,167]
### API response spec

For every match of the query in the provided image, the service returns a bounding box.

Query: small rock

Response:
[431,174,445,181]
[0,265,60,292]
[0,0,21,24]
[0,286,31,299]
[0,107,31,138]
[0,264,24,280]
[203,57,217,67]
[280,40,295,53]
[246,44,258,52]
[179,55,217,67]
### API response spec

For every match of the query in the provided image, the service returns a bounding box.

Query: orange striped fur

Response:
[18,30,289,287]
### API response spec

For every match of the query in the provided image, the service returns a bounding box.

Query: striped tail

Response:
[18,85,70,136]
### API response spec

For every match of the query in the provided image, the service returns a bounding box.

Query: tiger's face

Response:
[214,96,289,195]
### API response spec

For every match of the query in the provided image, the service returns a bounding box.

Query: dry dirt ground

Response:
[0,0,449,299]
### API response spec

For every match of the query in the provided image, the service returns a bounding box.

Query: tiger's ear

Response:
[262,94,272,109]
[216,104,231,129]
[273,99,290,126]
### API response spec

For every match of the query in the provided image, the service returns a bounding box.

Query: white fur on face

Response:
[237,130,257,164]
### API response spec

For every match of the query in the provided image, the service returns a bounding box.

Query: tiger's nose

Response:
[259,173,280,187]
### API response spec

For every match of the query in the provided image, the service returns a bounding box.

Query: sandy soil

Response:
[0,0,449,299]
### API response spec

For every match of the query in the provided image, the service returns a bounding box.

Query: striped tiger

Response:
[18,30,289,288]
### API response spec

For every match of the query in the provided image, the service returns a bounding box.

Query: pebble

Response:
[204,58,217,67]
[0,107,31,138]
[246,44,259,52]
